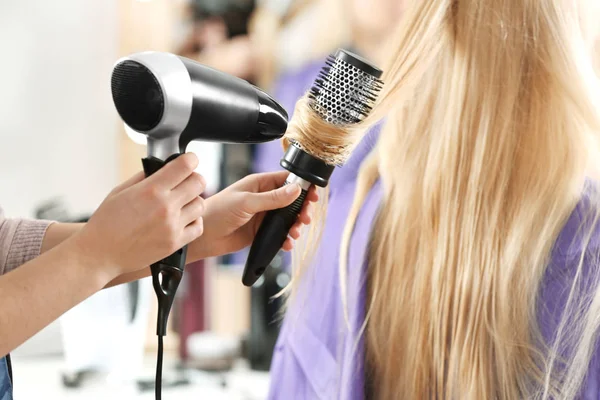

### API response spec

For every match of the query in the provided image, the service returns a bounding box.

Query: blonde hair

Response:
[287,0,600,398]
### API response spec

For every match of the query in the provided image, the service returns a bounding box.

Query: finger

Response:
[298,212,311,225]
[256,171,295,192]
[181,197,205,226]
[172,173,206,206]
[291,219,303,229]
[146,152,199,190]
[282,238,294,252]
[111,171,145,195]
[307,186,319,202]
[243,183,301,214]
[182,217,204,244]
[289,225,301,240]
[290,220,304,235]
[298,203,312,225]
[234,171,290,193]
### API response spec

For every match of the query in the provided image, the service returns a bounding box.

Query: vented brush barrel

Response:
[309,49,383,125]
[242,49,383,287]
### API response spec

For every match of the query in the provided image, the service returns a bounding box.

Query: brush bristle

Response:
[308,54,383,126]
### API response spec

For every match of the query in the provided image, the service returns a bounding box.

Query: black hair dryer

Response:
[110,51,288,399]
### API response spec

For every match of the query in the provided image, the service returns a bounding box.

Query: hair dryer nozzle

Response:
[256,90,288,139]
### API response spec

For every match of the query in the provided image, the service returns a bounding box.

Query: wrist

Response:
[187,237,208,263]
[64,233,121,288]
[41,222,86,254]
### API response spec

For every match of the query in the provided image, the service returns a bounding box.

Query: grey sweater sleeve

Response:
[0,207,53,275]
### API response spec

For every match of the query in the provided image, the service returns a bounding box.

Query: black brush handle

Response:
[242,187,308,286]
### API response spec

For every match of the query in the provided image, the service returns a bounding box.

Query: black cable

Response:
[156,335,163,400]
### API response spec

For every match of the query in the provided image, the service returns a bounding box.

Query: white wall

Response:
[0,0,119,219]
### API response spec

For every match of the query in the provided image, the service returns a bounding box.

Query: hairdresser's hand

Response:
[72,153,206,282]
[188,171,318,261]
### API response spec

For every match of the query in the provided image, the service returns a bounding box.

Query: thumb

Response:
[244,184,302,214]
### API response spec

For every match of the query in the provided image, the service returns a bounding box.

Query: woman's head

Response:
[290,0,600,398]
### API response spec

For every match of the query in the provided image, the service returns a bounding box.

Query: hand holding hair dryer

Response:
[110,51,288,400]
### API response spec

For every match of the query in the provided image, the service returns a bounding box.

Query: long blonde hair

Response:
[290,0,600,398]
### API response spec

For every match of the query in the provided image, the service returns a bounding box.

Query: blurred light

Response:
[271,254,282,268]
[276,273,290,288]
[253,275,265,288]
[124,123,147,146]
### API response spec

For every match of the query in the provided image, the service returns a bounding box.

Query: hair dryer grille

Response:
[111,61,165,132]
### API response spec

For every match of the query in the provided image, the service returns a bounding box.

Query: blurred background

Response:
[0,0,397,398]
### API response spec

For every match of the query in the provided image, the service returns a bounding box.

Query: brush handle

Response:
[242,186,308,286]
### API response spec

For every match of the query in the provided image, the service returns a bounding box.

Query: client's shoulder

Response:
[553,180,600,260]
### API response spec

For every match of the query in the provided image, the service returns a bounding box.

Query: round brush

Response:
[242,48,383,286]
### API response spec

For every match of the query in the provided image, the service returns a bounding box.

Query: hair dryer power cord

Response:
[156,335,164,400]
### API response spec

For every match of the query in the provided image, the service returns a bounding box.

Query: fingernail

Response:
[285,184,300,194]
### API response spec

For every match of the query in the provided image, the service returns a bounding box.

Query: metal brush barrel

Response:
[309,49,383,125]
[280,49,383,188]
[242,49,383,287]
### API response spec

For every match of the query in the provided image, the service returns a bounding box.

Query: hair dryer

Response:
[110,51,288,400]
[112,51,287,160]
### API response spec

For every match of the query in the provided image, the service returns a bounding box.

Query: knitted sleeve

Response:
[0,207,53,275]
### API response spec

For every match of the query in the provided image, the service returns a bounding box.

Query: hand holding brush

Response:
[242,49,384,286]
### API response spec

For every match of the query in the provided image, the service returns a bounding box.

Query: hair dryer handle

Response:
[242,187,308,286]
[142,155,188,336]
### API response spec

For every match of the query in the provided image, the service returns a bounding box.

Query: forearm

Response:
[105,251,203,288]
[40,223,84,254]
[105,241,211,287]
[39,223,135,288]
[105,268,150,288]
[0,236,112,356]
